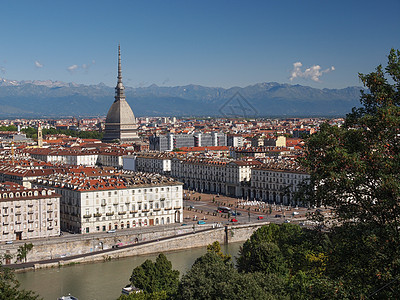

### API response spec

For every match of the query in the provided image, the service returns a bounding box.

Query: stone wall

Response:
[4,222,268,269]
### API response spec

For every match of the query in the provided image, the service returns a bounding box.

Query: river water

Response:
[16,242,243,300]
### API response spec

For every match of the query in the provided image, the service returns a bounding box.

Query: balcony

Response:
[47,226,53,230]
[3,222,9,225]
[28,220,34,223]
[83,214,92,219]
[130,210,138,214]
[28,211,34,215]
[94,213,102,217]
[142,209,149,212]
[153,208,161,211]
[28,229,34,232]
[118,211,126,215]
[165,207,172,210]
[47,209,53,213]
[15,211,21,216]
[47,218,53,221]
[101,203,106,207]
[174,206,182,209]
[106,212,114,216]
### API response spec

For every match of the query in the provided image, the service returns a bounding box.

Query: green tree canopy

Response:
[129,253,179,298]
[178,251,288,300]
[299,48,400,298]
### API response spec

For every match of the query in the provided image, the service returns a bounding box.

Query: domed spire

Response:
[115,44,125,102]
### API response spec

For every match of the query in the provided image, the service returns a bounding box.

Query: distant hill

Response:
[0,78,363,118]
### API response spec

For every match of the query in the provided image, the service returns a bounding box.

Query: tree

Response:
[299,49,400,298]
[206,241,231,262]
[0,263,40,300]
[177,252,288,300]
[1,253,13,265]
[16,243,33,263]
[237,223,317,275]
[301,49,400,229]
[129,254,179,298]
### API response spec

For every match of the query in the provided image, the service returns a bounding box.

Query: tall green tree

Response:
[300,49,400,298]
[128,253,179,298]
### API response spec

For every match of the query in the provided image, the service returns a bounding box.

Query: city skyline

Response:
[1,0,399,90]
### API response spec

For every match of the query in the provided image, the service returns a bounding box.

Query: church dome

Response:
[102,45,138,143]
[105,99,136,125]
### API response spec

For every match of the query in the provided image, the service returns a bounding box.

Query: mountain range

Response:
[0,78,363,118]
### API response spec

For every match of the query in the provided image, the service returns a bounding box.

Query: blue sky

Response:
[0,0,399,89]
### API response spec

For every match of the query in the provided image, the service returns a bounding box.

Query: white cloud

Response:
[290,62,335,82]
[67,60,95,74]
[67,64,79,73]
[35,60,43,68]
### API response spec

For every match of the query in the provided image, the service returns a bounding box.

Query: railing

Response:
[83,214,92,218]
[106,212,114,216]
[94,213,102,217]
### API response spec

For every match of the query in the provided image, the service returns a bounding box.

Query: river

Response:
[16,242,243,300]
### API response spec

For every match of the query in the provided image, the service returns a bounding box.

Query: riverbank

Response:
[9,222,268,272]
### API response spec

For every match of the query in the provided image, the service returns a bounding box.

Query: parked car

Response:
[197,220,206,225]
[275,214,282,218]
[107,229,116,233]
[284,220,291,223]
[230,218,238,222]
[5,241,13,244]
[231,211,242,216]
[181,223,188,226]
[257,216,264,220]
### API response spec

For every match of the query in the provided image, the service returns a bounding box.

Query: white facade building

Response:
[250,162,310,205]
[34,172,183,234]
[0,182,61,242]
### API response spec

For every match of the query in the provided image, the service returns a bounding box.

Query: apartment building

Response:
[171,157,261,197]
[249,162,310,205]
[34,172,183,234]
[149,132,227,151]
[0,182,61,242]
[123,153,173,174]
